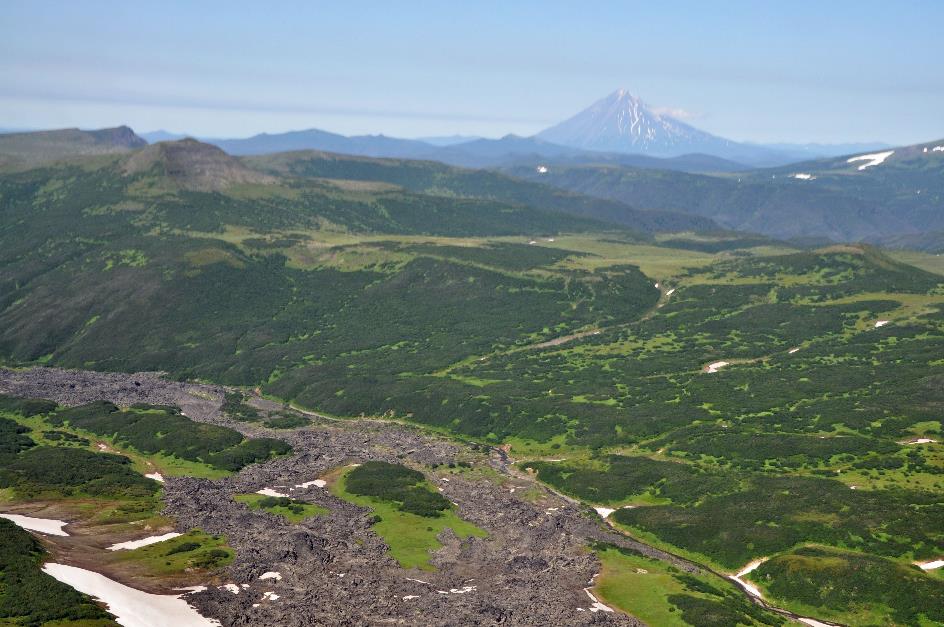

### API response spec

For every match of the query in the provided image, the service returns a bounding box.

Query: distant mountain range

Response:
[4,124,942,248]
[536,90,890,166]
[142,128,749,173]
[755,141,893,162]
[137,91,892,171]
[415,135,484,146]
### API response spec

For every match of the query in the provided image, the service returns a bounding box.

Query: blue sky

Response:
[1,1,941,143]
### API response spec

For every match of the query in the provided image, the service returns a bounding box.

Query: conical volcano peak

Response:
[536,89,738,157]
[611,88,644,104]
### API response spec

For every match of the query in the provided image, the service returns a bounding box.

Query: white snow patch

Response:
[904,438,937,445]
[108,532,182,551]
[594,507,615,519]
[448,585,476,594]
[790,173,816,180]
[917,559,944,570]
[42,563,220,627]
[665,288,675,296]
[788,347,800,354]
[654,282,660,289]
[145,472,165,482]
[293,479,326,489]
[536,165,548,174]
[799,619,838,627]
[261,591,280,601]
[256,488,289,498]
[402,595,419,600]
[705,361,730,374]
[405,577,430,585]
[933,146,944,152]
[583,588,614,613]
[729,558,768,599]
[221,584,240,595]
[874,320,890,328]
[0,513,69,536]
[258,571,282,581]
[847,150,894,170]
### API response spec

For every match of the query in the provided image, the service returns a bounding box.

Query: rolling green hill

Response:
[0,140,661,386]
[245,149,720,233]
[503,139,944,243]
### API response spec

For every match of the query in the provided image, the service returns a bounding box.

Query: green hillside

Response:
[2,139,944,625]
[247,150,720,233]
[0,141,658,388]
[503,140,944,243]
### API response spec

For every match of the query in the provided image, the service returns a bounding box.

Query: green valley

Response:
[1,136,943,626]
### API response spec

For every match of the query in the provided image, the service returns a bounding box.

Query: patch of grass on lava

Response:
[233,493,327,523]
[329,465,486,571]
[113,530,233,576]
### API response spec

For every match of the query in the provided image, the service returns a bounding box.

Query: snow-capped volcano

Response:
[537,89,776,163]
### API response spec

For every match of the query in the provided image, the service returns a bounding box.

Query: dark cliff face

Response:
[0,126,149,167]
[90,125,148,149]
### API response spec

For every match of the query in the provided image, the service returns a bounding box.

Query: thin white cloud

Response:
[651,106,702,121]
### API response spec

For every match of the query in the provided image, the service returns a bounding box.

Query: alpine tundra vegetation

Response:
[1,3,943,625]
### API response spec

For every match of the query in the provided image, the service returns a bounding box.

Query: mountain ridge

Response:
[200,128,748,172]
[503,136,944,242]
[245,148,721,233]
[0,125,146,168]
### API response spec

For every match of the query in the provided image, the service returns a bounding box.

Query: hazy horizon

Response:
[2,1,942,144]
